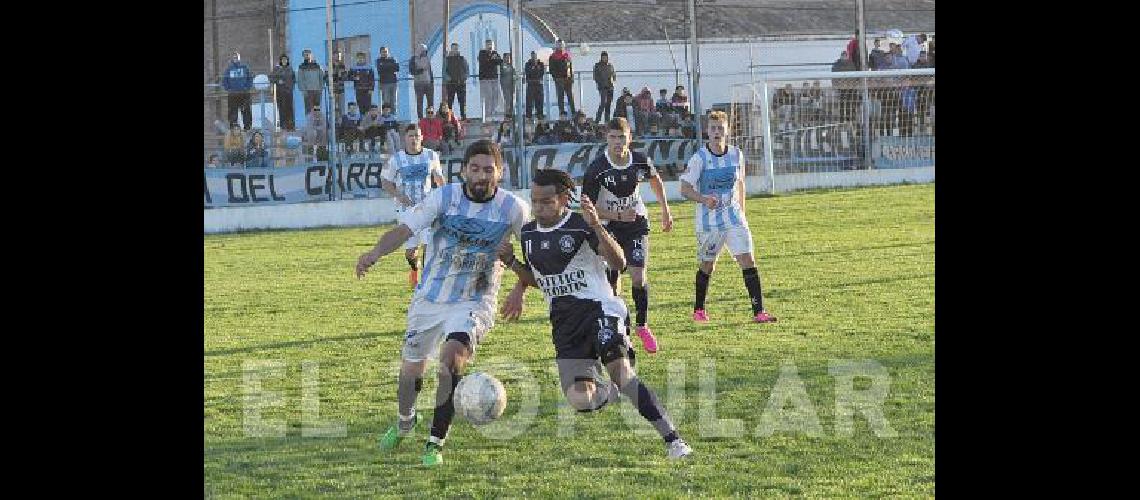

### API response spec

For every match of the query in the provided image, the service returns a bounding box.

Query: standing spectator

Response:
[496,114,517,187]
[887,42,910,69]
[224,126,246,166]
[593,51,616,122]
[339,102,363,153]
[297,49,325,119]
[419,106,444,151]
[613,87,634,121]
[899,78,916,137]
[912,52,934,133]
[868,39,887,70]
[331,50,349,118]
[633,86,655,135]
[773,83,795,131]
[927,36,936,67]
[500,53,517,118]
[524,50,546,120]
[350,52,376,115]
[376,46,400,111]
[903,33,927,66]
[409,44,434,119]
[222,50,253,130]
[670,85,690,115]
[548,39,576,115]
[477,39,504,119]
[270,55,296,130]
[207,154,221,168]
[832,51,857,123]
[443,43,469,120]
[245,131,269,168]
[846,30,863,70]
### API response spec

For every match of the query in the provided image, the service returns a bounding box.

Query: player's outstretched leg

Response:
[735,253,776,323]
[405,247,420,288]
[629,265,658,353]
[559,359,620,413]
[604,356,692,459]
[424,336,472,466]
[379,359,427,452]
[693,260,715,323]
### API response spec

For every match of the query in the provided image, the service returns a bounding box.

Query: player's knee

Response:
[736,253,755,268]
[700,261,716,274]
[565,382,595,411]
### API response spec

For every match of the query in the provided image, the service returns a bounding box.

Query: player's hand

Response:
[501,284,525,320]
[580,196,602,228]
[356,250,380,279]
[661,209,673,232]
[497,238,515,264]
[702,195,720,210]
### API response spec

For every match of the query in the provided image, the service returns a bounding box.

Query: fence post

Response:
[758,81,776,194]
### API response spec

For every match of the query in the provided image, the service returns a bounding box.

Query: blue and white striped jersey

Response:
[678,144,748,233]
[382,148,443,207]
[399,183,530,305]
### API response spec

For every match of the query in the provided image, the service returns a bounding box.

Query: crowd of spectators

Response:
[211,39,719,168]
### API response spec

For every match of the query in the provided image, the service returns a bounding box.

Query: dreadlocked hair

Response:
[533,168,578,202]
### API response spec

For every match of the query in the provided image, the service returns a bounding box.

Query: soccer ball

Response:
[454,371,507,425]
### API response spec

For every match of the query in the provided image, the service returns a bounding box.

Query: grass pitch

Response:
[204,183,934,498]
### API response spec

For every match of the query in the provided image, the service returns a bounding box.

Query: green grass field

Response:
[204,183,934,498]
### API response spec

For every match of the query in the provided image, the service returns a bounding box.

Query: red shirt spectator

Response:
[846,31,861,69]
[419,109,444,143]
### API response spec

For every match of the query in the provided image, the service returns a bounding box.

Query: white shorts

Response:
[401,297,494,362]
[404,227,431,250]
[397,206,432,250]
[696,225,755,262]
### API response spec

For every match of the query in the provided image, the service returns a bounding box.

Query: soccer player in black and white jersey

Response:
[581,117,673,354]
[499,169,692,459]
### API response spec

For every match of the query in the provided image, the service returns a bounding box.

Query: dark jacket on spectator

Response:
[223,60,253,92]
[524,59,545,83]
[444,54,469,84]
[297,60,324,91]
[270,60,295,92]
[478,49,502,80]
[593,61,615,90]
[351,63,375,91]
[409,54,433,85]
[548,50,573,80]
[245,143,268,168]
[614,93,634,119]
[341,109,362,128]
[376,56,400,84]
[331,61,348,93]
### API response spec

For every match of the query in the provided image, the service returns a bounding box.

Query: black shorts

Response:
[551,299,631,361]
[604,218,649,269]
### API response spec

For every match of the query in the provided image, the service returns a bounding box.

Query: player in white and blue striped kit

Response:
[678,111,776,324]
[381,124,445,288]
[357,140,530,466]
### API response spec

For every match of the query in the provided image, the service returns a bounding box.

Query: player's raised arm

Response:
[581,196,626,271]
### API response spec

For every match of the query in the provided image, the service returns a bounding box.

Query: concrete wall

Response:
[204,169,932,233]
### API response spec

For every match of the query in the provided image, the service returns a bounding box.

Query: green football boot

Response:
[422,442,444,466]
[378,413,417,452]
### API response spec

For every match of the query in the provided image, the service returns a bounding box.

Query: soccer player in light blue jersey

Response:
[357,139,530,466]
[678,111,776,324]
[381,124,445,288]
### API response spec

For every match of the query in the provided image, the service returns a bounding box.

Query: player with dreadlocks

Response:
[498,168,693,459]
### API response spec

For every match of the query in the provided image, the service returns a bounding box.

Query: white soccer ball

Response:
[454,371,507,425]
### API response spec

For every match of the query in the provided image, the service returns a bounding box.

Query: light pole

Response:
[253,74,272,165]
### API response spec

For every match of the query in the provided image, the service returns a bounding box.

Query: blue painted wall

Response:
[289,0,411,124]
[288,1,548,125]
